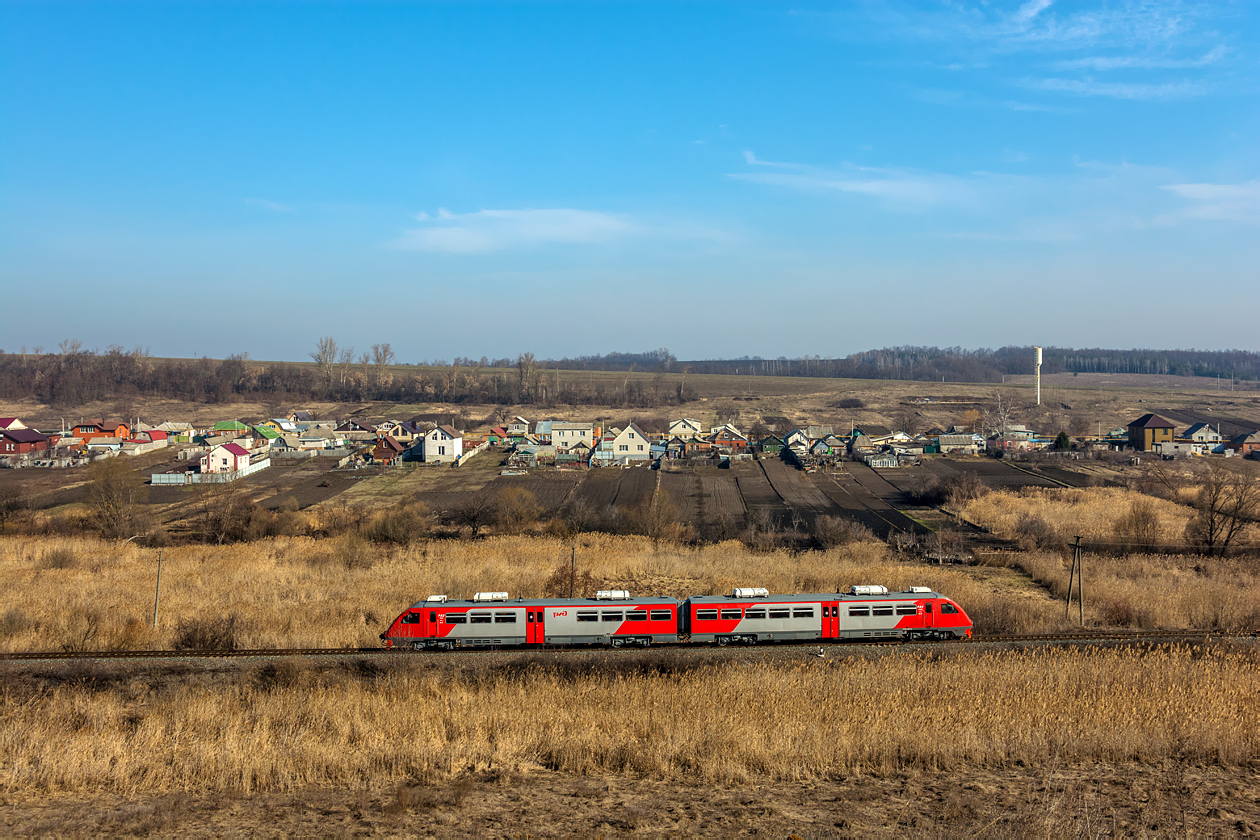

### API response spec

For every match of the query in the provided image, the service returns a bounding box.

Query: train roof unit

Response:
[685,585,944,605]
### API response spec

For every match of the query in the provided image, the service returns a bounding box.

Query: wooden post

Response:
[1065,536,1083,625]
[569,545,576,599]
[152,549,163,628]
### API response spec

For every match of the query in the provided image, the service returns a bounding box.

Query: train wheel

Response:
[717,637,729,647]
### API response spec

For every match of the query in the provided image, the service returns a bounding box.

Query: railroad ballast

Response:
[381,585,973,650]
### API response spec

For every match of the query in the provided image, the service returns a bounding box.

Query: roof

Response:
[1129,413,1175,429]
[551,421,593,431]
[253,425,281,439]
[221,443,250,457]
[144,430,168,440]
[435,424,463,439]
[376,435,405,453]
[156,421,193,432]
[292,411,315,421]
[938,435,977,446]
[213,420,250,432]
[855,424,892,437]
[0,418,25,429]
[1,429,48,444]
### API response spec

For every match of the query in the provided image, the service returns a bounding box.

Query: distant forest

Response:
[0,341,1256,410]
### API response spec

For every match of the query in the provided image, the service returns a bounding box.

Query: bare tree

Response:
[310,336,338,387]
[372,343,396,396]
[337,346,355,391]
[1184,465,1258,556]
[516,352,539,401]
[87,458,150,539]
[983,393,1015,437]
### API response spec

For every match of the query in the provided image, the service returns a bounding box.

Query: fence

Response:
[151,458,271,485]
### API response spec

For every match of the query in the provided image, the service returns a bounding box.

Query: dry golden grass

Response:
[1,533,1036,651]
[1013,551,1260,630]
[2,645,1256,795]
[957,486,1194,545]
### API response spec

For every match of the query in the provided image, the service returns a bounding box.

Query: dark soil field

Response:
[9,764,1257,837]
[729,461,791,528]
[610,466,657,510]
[570,469,622,511]
[757,458,844,528]
[491,473,582,514]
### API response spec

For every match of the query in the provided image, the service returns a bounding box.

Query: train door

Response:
[526,609,545,644]
[923,601,935,631]
[822,602,839,639]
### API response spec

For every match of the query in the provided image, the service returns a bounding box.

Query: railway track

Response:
[2,630,1249,663]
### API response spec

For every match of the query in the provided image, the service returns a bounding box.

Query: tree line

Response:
[3,340,1255,410]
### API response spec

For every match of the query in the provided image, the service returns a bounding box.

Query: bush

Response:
[38,547,79,570]
[833,397,865,409]
[172,615,244,651]
[945,473,989,506]
[366,501,431,545]
[1013,513,1058,550]
[496,488,542,535]
[814,515,875,548]
[1113,498,1160,553]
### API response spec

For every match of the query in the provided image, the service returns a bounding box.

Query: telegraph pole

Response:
[152,549,164,628]
[1065,536,1084,625]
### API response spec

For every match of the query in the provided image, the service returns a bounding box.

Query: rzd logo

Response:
[552,610,568,617]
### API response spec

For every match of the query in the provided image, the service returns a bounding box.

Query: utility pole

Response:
[1065,536,1084,625]
[569,545,576,599]
[152,549,164,628]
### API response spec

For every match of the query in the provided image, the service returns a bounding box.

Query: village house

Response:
[668,418,704,439]
[373,435,406,465]
[1127,414,1176,452]
[420,425,463,463]
[0,418,28,431]
[506,417,530,439]
[1182,423,1223,444]
[201,442,251,474]
[533,420,554,444]
[593,422,652,465]
[1226,431,1260,457]
[211,420,250,437]
[1,429,51,456]
[707,426,749,451]
[551,421,595,451]
[390,421,422,445]
[937,434,981,455]
[758,435,785,455]
[74,419,130,446]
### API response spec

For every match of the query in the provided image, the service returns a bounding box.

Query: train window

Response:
[872,606,894,616]
[768,608,790,619]
[430,611,437,622]
[650,610,672,621]
[941,603,959,614]
[527,611,534,622]
[745,609,766,619]
[720,609,742,620]
[627,610,648,621]
[792,608,814,618]
[822,606,830,617]
[848,607,870,617]
[696,609,718,621]
[400,612,419,624]
[601,612,623,622]
[494,613,517,623]
[445,613,467,624]
[470,612,492,624]
[895,605,918,616]
[576,611,598,622]
[924,603,932,614]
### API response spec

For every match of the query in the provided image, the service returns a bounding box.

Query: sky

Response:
[2,1,1257,363]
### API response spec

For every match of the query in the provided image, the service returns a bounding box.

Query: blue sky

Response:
[2,1,1257,363]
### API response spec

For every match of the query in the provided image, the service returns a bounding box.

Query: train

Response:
[380,584,973,650]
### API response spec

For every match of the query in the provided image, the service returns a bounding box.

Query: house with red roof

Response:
[74,419,130,447]
[0,418,27,431]
[200,442,251,474]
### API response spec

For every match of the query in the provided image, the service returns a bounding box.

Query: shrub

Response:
[1113,498,1160,553]
[366,501,432,545]
[945,473,989,506]
[496,488,542,535]
[1013,513,1058,550]
[814,516,875,549]
[172,615,244,651]
[38,547,79,570]
[833,397,865,409]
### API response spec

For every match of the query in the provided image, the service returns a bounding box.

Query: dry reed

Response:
[2,645,1255,795]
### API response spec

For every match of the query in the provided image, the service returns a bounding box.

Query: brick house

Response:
[1,429,50,456]
[74,419,130,446]
[421,425,463,463]
[1127,414,1176,452]
[200,442,251,474]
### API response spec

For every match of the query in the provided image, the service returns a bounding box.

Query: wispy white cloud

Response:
[393,207,727,254]
[1027,76,1206,99]
[743,150,800,168]
[393,208,637,253]
[244,198,294,213]
[1157,180,1260,223]
[1052,45,1227,71]
[730,157,979,210]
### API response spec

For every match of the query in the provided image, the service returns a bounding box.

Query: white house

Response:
[595,422,652,465]
[551,421,594,451]
[507,417,530,437]
[668,418,704,439]
[422,425,463,463]
[201,442,251,474]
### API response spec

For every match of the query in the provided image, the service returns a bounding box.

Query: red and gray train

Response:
[381,585,972,650]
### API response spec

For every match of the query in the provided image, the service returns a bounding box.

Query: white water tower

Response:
[1034,346,1043,405]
